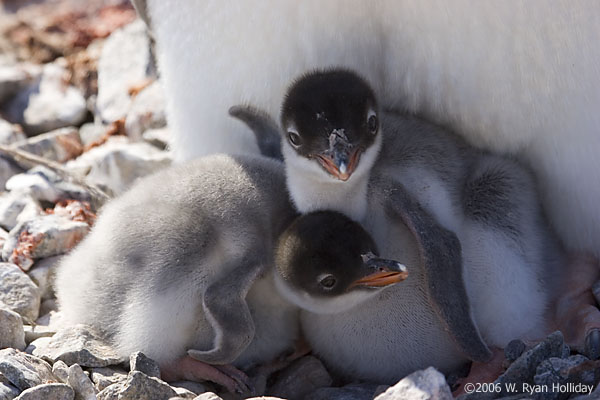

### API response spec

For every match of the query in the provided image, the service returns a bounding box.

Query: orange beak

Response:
[316,147,363,181]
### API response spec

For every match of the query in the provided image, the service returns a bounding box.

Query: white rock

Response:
[124,80,166,141]
[2,215,89,271]
[0,348,56,392]
[0,159,23,192]
[52,360,70,383]
[15,127,82,163]
[0,192,42,231]
[27,256,62,300]
[0,118,26,145]
[96,20,154,123]
[66,136,171,195]
[78,123,108,148]
[90,367,127,392]
[0,308,26,351]
[5,63,87,136]
[67,364,97,400]
[0,64,39,104]
[0,263,41,322]
[374,367,453,400]
[13,383,74,400]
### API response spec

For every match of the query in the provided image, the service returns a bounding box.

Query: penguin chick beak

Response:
[316,147,362,181]
[350,254,408,288]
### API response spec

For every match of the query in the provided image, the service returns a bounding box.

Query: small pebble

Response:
[67,363,97,400]
[14,382,74,400]
[0,263,41,322]
[374,367,453,400]
[0,308,26,350]
[129,351,160,378]
[505,339,526,362]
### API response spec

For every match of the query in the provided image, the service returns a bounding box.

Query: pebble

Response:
[192,394,223,400]
[504,339,527,363]
[2,214,89,271]
[89,367,127,392]
[67,363,97,400]
[533,355,596,400]
[14,127,83,163]
[0,158,23,192]
[0,192,41,232]
[0,380,21,400]
[0,308,26,351]
[0,118,26,145]
[96,383,122,400]
[27,324,126,368]
[66,136,171,195]
[78,123,108,148]
[129,351,160,379]
[0,263,41,322]
[0,348,56,392]
[96,20,154,123]
[4,63,87,136]
[27,255,62,300]
[117,371,177,400]
[305,382,382,400]
[0,64,39,104]
[124,80,166,141]
[143,127,170,150]
[51,360,70,383]
[14,383,74,400]
[268,356,333,400]
[374,367,453,400]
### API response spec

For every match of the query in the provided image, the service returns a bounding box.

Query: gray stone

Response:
[14,127,82,163]
[533,355,596,400]
[306,383,381,400]
[0,380,21,400]
[0,159,23,195]
[96,383,122,400]
[4,63,86,136]
[268,356,332,400]
[27,256,62,300]
[0,348,56,391]
[0,192,41,232]
[143,127,170,150]
[0,263,41,322]
[67,364,97,400]
[124,80,166,141]
[96,21,154,123]
[52,360,69,383]
[494,331,565,397]
[169,381,207,396]
[2,215,90,271]
[374,367,453,400]
[504,339,527,363]
[0,119,26,146]
[0,64,39,104]
[0,308,26,351]
[23,317,58,345]
[66,136,171,195]
[118,371,177,400]
[89,367,127,392]
[27,324,125,368]
[129,352,160,379]
[14,383,74,400]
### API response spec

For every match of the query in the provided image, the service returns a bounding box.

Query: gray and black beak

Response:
[350,252,408,288]
[316,131,363,181]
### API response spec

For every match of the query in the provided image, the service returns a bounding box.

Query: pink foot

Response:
[552,253,600,358]
[452,348,504,397]
[160,355,252,394]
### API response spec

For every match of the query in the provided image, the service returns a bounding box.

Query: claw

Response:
[215,364,254,394]
[585,329,600,360]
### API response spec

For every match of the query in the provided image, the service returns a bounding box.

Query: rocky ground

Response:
[1,1,600,399]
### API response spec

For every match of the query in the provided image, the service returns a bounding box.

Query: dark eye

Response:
[319,275,336,289]
[368,114,378,134]
[288,131,302,147]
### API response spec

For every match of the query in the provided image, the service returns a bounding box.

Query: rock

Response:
[0,119,26,145]
[172,386,197,399]
[129,352,160,379]
[117,371,177,400]
[493,331,565,397]
[27,256,62,300]
[52,360,69,383]
[23,313,59,345]
[533,355,596,400]
[0,64,39,104]
[78,123,108,148]
[0,380,20,400]
[67,364,97,400]
[374,367,453,400]
[143,127,170,150]
[27,324,126,368]
[0,192,41,232]
[66,136,171,195]
[124,80,166,141]
[14,127,82,163]
[0,348,56,391]
[96,20,154,123]
[2,214,90,271]
[306,383,382,400]
[4,63,87,136]
[0,308,26,350]
[505,339,527,362]
[0,159,23,195]
[96,383,122,400]
[0,263,41,322]
[268,356,332,400]
[14,383,74,400]
[193,394,223,400]
[89,367,127,392]
[169,381,207,396]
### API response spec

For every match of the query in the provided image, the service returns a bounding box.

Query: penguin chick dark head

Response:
[280,69,382,182]
[274,211,408,314]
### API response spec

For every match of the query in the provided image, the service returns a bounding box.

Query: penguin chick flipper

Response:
[161,355,252,394]
[229,105,283,161]
[381,180,492,362]
[552,253,600,359]
[188,260,263,365]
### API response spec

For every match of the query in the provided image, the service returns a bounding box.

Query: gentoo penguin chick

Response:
[274,211,408,315]
[55,154,299,393]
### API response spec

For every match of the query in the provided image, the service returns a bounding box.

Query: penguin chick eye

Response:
[287,131,302,147]
[318,275,337,289]
[367,114,378,135]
